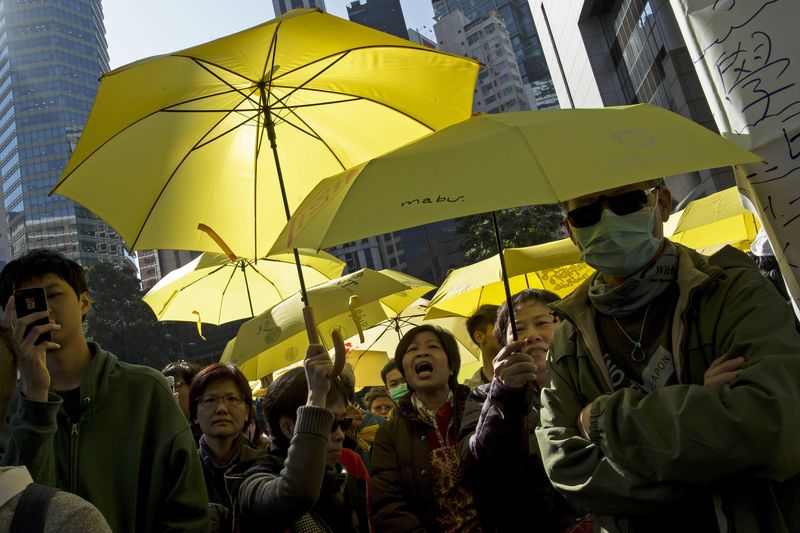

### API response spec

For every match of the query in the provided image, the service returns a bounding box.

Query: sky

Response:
[103,0,437,69]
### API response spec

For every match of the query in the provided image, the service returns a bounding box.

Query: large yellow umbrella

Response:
[428,187,759,318]
[51,8,478,259]
[143,249,344,325]
[269,105,760,255]
[226,269,434,379]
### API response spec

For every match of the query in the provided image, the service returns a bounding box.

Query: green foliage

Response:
[455,205,566,263]
[85,262,178,369]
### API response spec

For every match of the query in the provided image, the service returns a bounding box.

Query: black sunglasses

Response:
[331,417,353,433]
[566,188,657,228]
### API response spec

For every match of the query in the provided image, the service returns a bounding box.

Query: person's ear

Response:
[79,291,92,316]
[472,330,485,347]
[564,216,577,245]
[279,415,295,440]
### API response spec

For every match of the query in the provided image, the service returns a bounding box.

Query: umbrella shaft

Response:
[491,211,518,342]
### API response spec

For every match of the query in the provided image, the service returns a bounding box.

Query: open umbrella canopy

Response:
[52,8,478,258]
[143,249,345,325]
[226,268,434,379]
[269,104,760,254]
[428,187,759,318]
[343,299,479,359]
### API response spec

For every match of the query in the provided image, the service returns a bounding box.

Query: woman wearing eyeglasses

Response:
[225,349,372,532]
[189,363,263,533]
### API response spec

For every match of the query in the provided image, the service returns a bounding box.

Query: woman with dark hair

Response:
[190,363,262,532]
[226,344,371,532]
[459,289,588,532]
[371,325,481,532]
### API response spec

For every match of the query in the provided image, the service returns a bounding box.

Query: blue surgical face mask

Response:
[573,202,661,277]
[388,383,408,402]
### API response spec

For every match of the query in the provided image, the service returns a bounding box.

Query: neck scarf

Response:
[588,240,678,317]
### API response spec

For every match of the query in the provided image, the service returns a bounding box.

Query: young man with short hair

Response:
[537,180,800,531]
[0,249,209,532]
[463,304,500,389]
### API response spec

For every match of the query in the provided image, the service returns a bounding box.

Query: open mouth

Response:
[414,361,434,376]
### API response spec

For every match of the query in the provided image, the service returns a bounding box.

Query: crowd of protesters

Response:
[1,178,799,532]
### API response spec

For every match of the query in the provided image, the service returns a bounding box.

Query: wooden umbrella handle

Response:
[303,305,345,379]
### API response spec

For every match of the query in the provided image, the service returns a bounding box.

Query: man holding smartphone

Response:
[0,249,209,532]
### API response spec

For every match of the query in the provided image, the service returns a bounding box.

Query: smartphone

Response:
[14,287,52,345]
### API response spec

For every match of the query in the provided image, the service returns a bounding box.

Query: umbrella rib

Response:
[271,43,471,83]
[188,58,261,108]
[129,97,258,249]
[268,96,361,111]
[275,108,347,171]
[248,261,285,297]
[52,87,259,195]
[217,262,241,323]
[271,84,436,132]
[194,111,259,151]
[269,50,351,111]
[174,54,258,85]
[158,87,251,113]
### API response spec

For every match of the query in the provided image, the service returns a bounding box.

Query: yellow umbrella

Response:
[226,269,434,380]
[52,8,478,259]
[346,350,390,389]
[343,298,479,359]
[428,187,759,318]
[269,105,760,255]
[143,249,345,325]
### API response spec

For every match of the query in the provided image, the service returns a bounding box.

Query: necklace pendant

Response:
[631,342,646,362]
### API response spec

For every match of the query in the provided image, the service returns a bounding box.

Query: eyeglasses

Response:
[331,417,352,433]
[566,188,657,228]
[198,394,245,408]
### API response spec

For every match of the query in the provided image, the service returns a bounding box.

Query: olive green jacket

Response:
[536,244,800,532]
[1,343,209,533]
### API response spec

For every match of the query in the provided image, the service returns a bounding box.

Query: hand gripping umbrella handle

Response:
[303,305,346,379]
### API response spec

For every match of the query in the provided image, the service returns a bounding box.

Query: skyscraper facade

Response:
[432,0,559,109]
[435,10,532,113]
[272,0,327,16]
[531,0,733,202]
[346,0,408,40]
[0,0,130,265]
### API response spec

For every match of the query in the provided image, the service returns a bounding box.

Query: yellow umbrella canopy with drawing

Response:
[143,249,345,325]
[426,187,760,318]
[269,105,760,255]
[226,269,434,380]
[52,9,478,259]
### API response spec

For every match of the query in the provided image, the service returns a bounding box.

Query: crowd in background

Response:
[1,179,800,532]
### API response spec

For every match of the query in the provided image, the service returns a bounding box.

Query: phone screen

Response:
[14,287,52,345]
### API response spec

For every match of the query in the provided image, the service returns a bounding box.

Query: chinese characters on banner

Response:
[669,0,800,311]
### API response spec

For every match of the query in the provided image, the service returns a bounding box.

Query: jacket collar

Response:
[551,242,723,389]
[72,342,116,419]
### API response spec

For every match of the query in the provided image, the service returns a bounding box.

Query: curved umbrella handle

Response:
[303,305,346,379]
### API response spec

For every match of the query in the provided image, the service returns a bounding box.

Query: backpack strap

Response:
[10,483,59,533]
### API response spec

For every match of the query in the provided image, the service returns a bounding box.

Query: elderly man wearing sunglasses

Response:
[536,179,800,532]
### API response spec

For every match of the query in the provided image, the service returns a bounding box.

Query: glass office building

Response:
[0,0,129,265]
[432,0,558,109]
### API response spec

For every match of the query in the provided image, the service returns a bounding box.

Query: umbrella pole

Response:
[491,211,518,342]
[260,85,320,344]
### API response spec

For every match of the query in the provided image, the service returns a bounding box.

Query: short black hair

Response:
[380,359,398,387]
[0,249,89,311]
[394,325,461,392]
[364,387,392,410]
[262,367,349,450]
[189,363,254,429]
[494,289,560,347]
[162,360,202,386]
[466,304,500,345]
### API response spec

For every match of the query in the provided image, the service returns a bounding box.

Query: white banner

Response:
[670,0,800,309]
